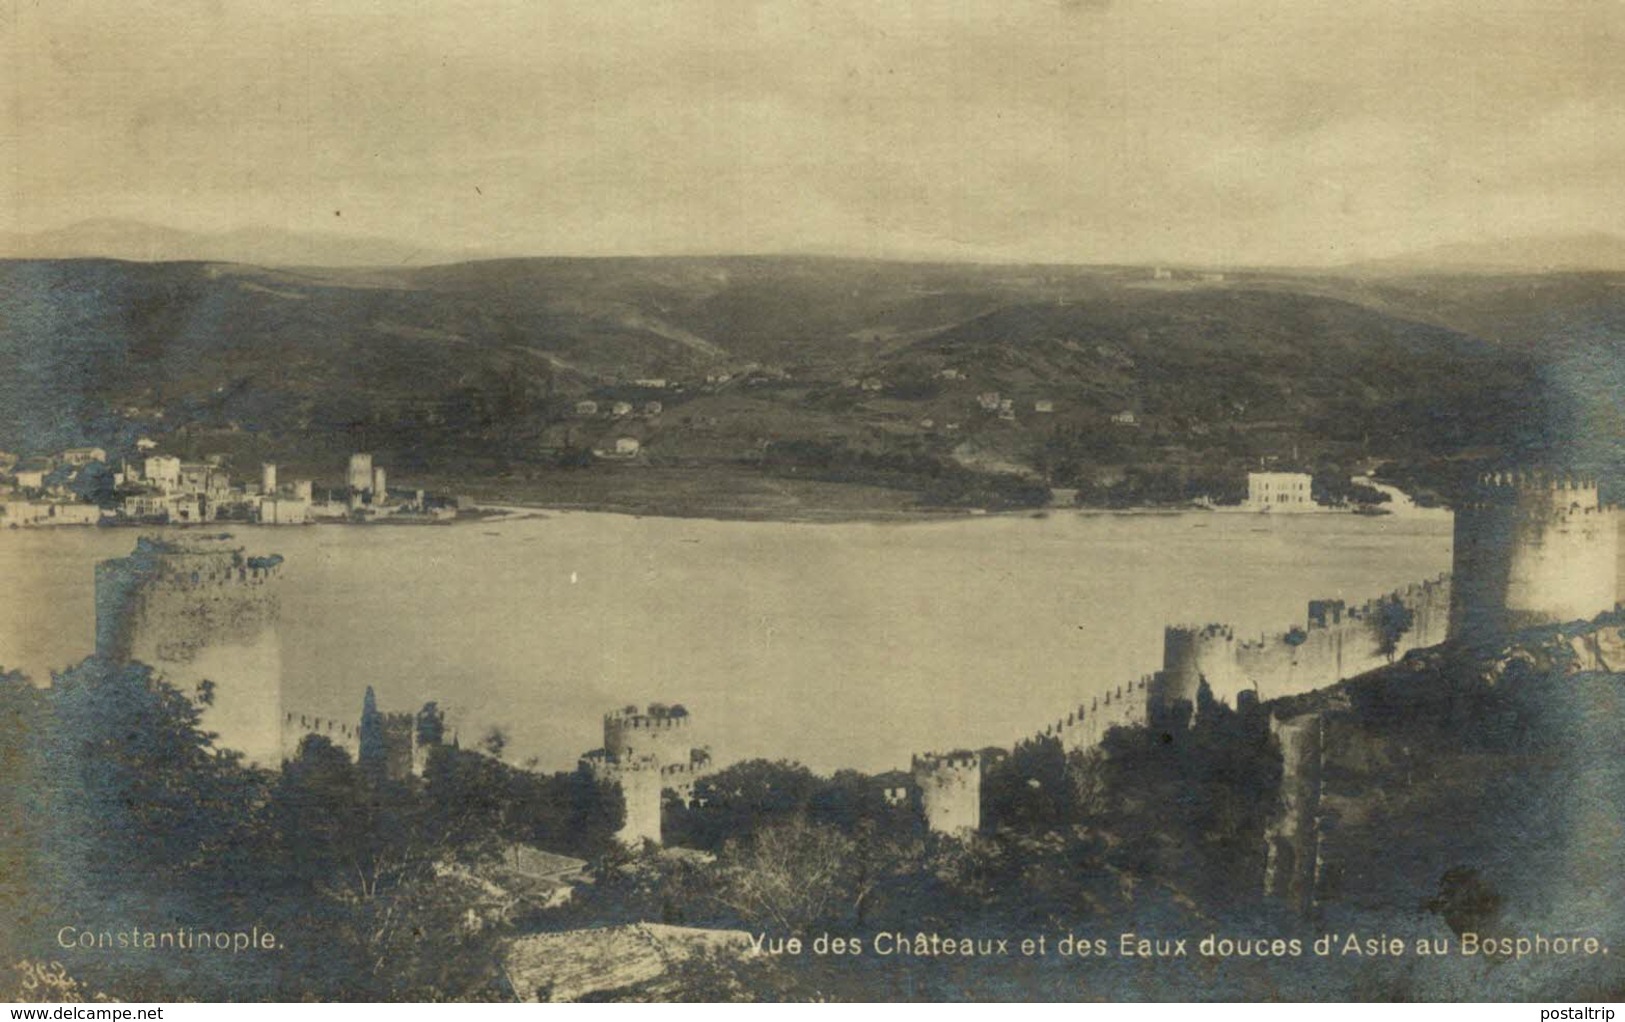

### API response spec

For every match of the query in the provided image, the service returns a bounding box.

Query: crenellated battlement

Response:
[1459,473,1607,517]
[585,702,709,847]
[1029,575,1452,759]
[1166,623,1236,640]
[912,750,982,835]
[283,711,358,739]
[282,711,362,758]
[605,704,692,731]
[1472,471,1601,493]
[1451,467,1620,639]
[912,750,980,773]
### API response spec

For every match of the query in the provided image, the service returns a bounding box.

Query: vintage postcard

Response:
[2,0,1622,1005]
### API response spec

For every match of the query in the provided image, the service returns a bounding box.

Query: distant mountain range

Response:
[7,219,1625,274]
[1353,233,1625,274]
[0,218,503,268]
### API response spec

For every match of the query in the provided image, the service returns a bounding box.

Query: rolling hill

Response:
[1,254,1613,513]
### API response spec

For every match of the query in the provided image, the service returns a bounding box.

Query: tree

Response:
[48,657,264,881]
[1373,596,1416,661]
[0,668,49,966]
[712,818,863,931]
[479,725,509,760]
[669,759,822,850]
[983,735,1079,833]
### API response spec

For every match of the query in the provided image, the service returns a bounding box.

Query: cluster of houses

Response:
[0,443,455,527]
[0,446,111,526]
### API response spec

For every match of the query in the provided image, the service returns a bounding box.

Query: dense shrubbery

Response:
[0,658,621,1001]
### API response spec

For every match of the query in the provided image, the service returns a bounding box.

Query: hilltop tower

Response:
[95,534,284,767]
[912,751,981,836]
[581,704,710,847]
[1449,473,1621,641]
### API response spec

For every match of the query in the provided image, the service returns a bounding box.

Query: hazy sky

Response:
[4,0,1623,265]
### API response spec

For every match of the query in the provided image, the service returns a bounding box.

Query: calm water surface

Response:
[0,509,1454,773]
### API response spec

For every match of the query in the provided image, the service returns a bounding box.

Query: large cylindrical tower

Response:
[95,535,285,767]
[1449,473,1620,640]
[1154,623,1246,709]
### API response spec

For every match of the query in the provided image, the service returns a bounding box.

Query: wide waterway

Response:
[0,508,1454,774]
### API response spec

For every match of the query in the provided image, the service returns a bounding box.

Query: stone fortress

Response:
[1262,472,1625,916]
[923,472,1620,837]
[580,704,713,847]
[85,470,1624,844]
[1022,577,1453,763]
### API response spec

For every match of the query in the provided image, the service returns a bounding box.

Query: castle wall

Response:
[1030,576,1450,755]
[913,752,981,835]
[282,712,362,761]
[1235,578,1452,702]
[1042,676,1151,753]
[283,703,435,776]
[95,538,285,768]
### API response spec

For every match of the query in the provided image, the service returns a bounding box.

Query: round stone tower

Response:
[95,534,285,767]
[912,751,981,836]
[1449,473,1621,641]
[602,704,693,767]
[1154,623,1246,710]
[582,703,705,848]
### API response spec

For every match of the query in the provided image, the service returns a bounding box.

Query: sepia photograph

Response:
[1,0,1623,1006]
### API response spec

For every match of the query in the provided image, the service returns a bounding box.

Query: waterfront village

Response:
[0,444,465,527]
[34,465,1621,998]
[1,433,1378,528]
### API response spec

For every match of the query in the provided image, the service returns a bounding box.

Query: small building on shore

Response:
[1245,471,1315,512]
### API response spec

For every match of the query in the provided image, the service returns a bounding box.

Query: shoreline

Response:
[1,498,1450,531]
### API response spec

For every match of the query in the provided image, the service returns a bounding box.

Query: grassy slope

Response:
[3,256,1613,511]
